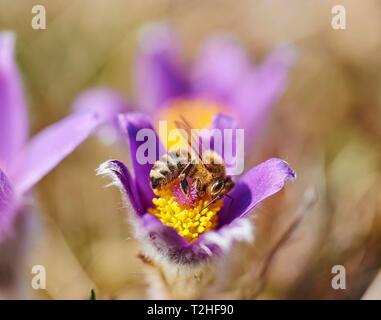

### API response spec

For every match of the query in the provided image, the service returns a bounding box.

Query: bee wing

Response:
[174,116,204,163]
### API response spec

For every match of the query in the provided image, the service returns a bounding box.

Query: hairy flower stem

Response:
[138,251,219,299]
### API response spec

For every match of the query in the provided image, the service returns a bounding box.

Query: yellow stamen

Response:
[148,186,223,243]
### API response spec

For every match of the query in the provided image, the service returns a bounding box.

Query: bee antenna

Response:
[201,194,234,212]
[200,195,222,212]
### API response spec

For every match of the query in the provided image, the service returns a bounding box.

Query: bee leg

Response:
[180,179,190,195]
[178,161,195,195]
[179,161,195,181]
[193,179,205,197]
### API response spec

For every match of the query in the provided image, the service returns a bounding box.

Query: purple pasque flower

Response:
[98,113,295,264]
[0,32,125,241]
[75,23,295,149]
[135,23,296,141]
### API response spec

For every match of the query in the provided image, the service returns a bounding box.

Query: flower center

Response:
[156,98,227,150]
[148,180,223,243]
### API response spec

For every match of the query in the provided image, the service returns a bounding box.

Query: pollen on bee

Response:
[148,181,223,243]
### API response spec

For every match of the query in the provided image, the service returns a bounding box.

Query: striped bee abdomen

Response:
[149,150,189,190]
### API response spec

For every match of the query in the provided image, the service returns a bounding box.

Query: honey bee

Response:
[149,117,234,210]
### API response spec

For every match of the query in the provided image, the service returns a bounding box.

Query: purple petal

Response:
[218,158,296,226]
[135,23,189,112]
[140,213,221,264]
[192,35,251,103]
[140,213,253,263]
[209,113,239,170]
[71,87,129,127]
[118,112,164,210]
[232,45,296,143]
[211,113,237,131]
[0,168,16,241]
[97,160,143,215]
[0,32,28,175]
[198,216,254,253]
[140,213,188,247]
[13,111,112,195]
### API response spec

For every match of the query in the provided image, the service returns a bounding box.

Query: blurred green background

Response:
[0,0,380,299]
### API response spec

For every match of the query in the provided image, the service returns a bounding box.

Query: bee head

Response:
[209,176,234,198]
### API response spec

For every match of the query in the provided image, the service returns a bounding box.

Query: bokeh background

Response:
[0,0,380,299]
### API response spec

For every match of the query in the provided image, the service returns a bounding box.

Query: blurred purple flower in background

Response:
[135,23,295,137]
[0,32,122,242]
[75,23,295,147]
[98,113,295,264]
